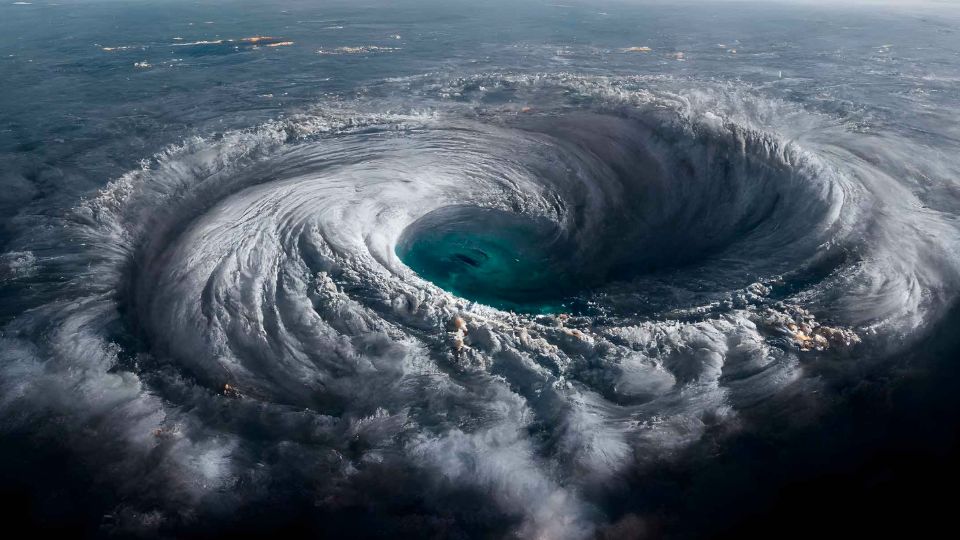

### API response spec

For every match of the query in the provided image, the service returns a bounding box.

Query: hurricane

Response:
[3,1,960,538]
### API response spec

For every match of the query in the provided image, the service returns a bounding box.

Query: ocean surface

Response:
[2,1,960,538]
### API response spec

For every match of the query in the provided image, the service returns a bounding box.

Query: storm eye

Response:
[395,206,580,313]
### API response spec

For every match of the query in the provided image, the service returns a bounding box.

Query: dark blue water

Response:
[3,1,960,538]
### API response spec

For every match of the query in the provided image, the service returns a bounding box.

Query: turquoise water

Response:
[396,207,578,313]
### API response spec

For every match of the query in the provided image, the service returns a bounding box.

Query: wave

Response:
[2,73,958,537]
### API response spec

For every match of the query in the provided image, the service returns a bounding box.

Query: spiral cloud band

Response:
[2,74,958,536]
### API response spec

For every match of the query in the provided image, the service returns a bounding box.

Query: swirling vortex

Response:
[2,73,958,537]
